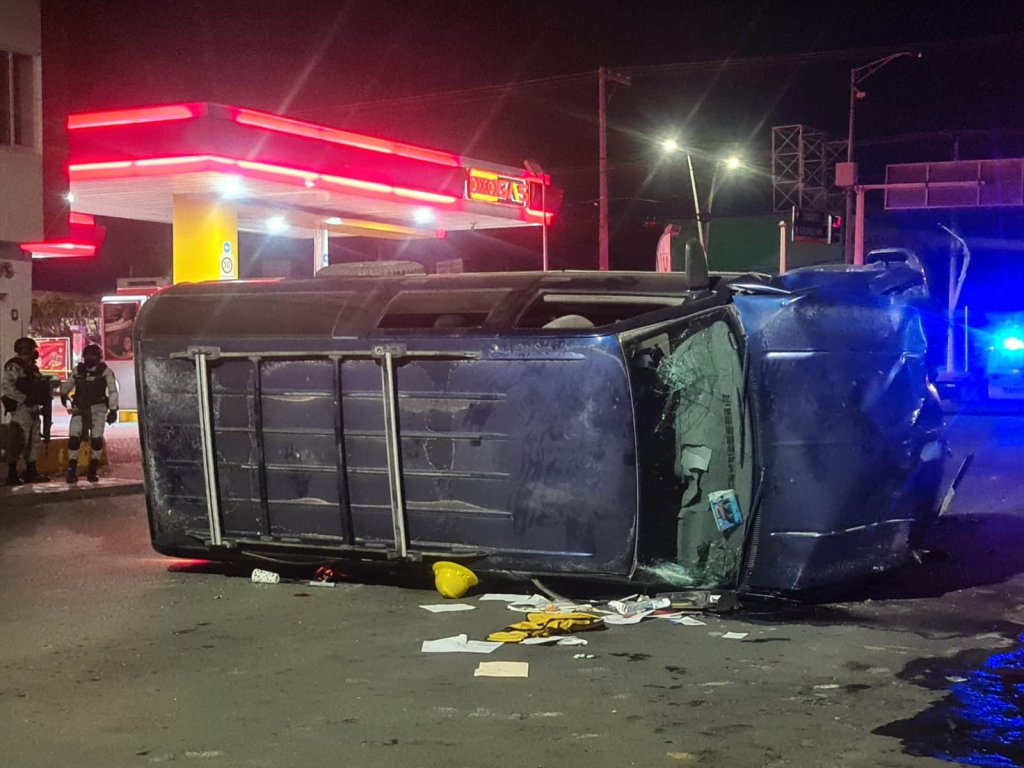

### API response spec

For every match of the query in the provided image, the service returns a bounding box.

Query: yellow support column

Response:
[172,195,238,285]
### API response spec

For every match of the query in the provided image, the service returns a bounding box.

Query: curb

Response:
[1,481,145,510]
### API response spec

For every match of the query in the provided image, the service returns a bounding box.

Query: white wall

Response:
[0,0,43,243]
[0,0,41,50]
[0,0,42,359]
[0,250,32,361]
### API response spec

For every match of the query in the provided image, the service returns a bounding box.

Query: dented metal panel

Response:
[734,266,944,591]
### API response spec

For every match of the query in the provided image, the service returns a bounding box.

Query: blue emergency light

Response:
[1000,334,1024,352]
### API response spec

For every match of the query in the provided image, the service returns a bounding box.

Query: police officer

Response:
[60,344,119,483]
[1,337,51,485]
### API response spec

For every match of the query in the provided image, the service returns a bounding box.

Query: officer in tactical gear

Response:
[1,337,52,485]
[60,344,119,483]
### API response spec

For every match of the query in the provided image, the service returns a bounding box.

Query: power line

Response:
[293,32,1024,118]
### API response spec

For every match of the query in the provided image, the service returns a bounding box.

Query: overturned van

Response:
[134,257,944,595]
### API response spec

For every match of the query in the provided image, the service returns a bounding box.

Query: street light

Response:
[660,141,743,256]
[845,50,921,264]
[661,138,706,253]
[704,154,743,251]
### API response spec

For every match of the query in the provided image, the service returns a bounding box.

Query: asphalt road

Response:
[1,410,1023,768]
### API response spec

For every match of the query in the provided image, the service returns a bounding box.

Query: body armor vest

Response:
[72,363,109,408]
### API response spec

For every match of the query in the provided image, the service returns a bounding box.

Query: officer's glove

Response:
[106,409,118,425]
[1,396,17,413]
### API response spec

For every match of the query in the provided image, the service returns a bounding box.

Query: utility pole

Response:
[598,66,630,271]
[844,51,919,264]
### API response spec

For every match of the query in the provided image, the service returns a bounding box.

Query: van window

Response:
[517,293,685,329]
[376,290,507,329]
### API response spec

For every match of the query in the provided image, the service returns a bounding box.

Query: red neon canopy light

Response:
[229,107,461,168]
[68,103,204,130]
[68,154,461,208]
[20,241,97,259]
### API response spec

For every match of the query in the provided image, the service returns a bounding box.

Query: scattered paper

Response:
[573,653,596,659]
[946,675,968,683]
[813,684,840,690]
[474,661,529,678]
[721,631,748,640]
[419,603,476,613]
[521,636,589,646]
[479,593,538,602]
[671,616,707,627]
[421,634,502,654]
[505,595,594,613]
[555,636,589,646]
[680,446,712,472]
[603,612,654,625]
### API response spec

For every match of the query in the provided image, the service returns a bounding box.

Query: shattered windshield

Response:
[625,310,753,589]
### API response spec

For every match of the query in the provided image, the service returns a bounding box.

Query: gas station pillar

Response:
[172,195,239,284]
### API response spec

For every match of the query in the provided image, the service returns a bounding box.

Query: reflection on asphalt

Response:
[877,634,1024,767]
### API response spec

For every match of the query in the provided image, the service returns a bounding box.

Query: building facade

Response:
[0,0,41,358]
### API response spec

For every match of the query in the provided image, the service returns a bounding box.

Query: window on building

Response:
[0,50,36,149]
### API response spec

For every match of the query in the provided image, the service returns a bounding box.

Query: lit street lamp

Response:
[845,51,920,264]
[660,140,743,256]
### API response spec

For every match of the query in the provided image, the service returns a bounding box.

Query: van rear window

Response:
[376,289,507,329]
[517,293,686,329]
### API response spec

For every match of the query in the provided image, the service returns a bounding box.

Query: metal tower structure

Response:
[772,124,845,213]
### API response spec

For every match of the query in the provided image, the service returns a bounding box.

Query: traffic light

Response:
[828,214,844,245]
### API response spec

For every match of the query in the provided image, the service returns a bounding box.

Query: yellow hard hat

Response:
[432,561,479,599]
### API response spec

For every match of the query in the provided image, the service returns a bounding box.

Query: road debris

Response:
[474,661,529,678]
[419,603,476,613]
[432,561,478,598]
[250,568,280,584]
[486,612,604,643]
[421,634,502,654]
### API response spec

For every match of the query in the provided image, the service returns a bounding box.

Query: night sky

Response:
[33,0,1024,293]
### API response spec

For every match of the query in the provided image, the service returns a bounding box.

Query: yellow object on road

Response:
[432,561,478,599]
[487,612,605,643]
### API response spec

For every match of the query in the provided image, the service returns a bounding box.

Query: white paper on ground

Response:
[419,603,476,613]
[474,661,529,678]
[479,593,538,602]
[721,631,748,640]
[603,611,654,625]
[520,636,590,646]
[671,616,707,626]
[421,634,503,654]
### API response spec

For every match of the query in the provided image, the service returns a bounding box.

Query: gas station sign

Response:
[467,168,529,206]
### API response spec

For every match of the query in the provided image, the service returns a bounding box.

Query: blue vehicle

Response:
[133,252,944,595]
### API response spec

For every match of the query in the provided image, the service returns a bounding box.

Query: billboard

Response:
[885,159,1024,210]
[102,300,140,361]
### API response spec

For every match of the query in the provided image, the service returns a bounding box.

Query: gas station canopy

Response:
[23,102,558,263]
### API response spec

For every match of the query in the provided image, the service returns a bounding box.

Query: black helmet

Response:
[83,344,103,359]
[14,337,37,356]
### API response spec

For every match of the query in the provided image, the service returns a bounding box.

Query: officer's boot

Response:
[65,459,79,484]
[24,461,50,483]
[86,459,100,483]
[6,463,23,486]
